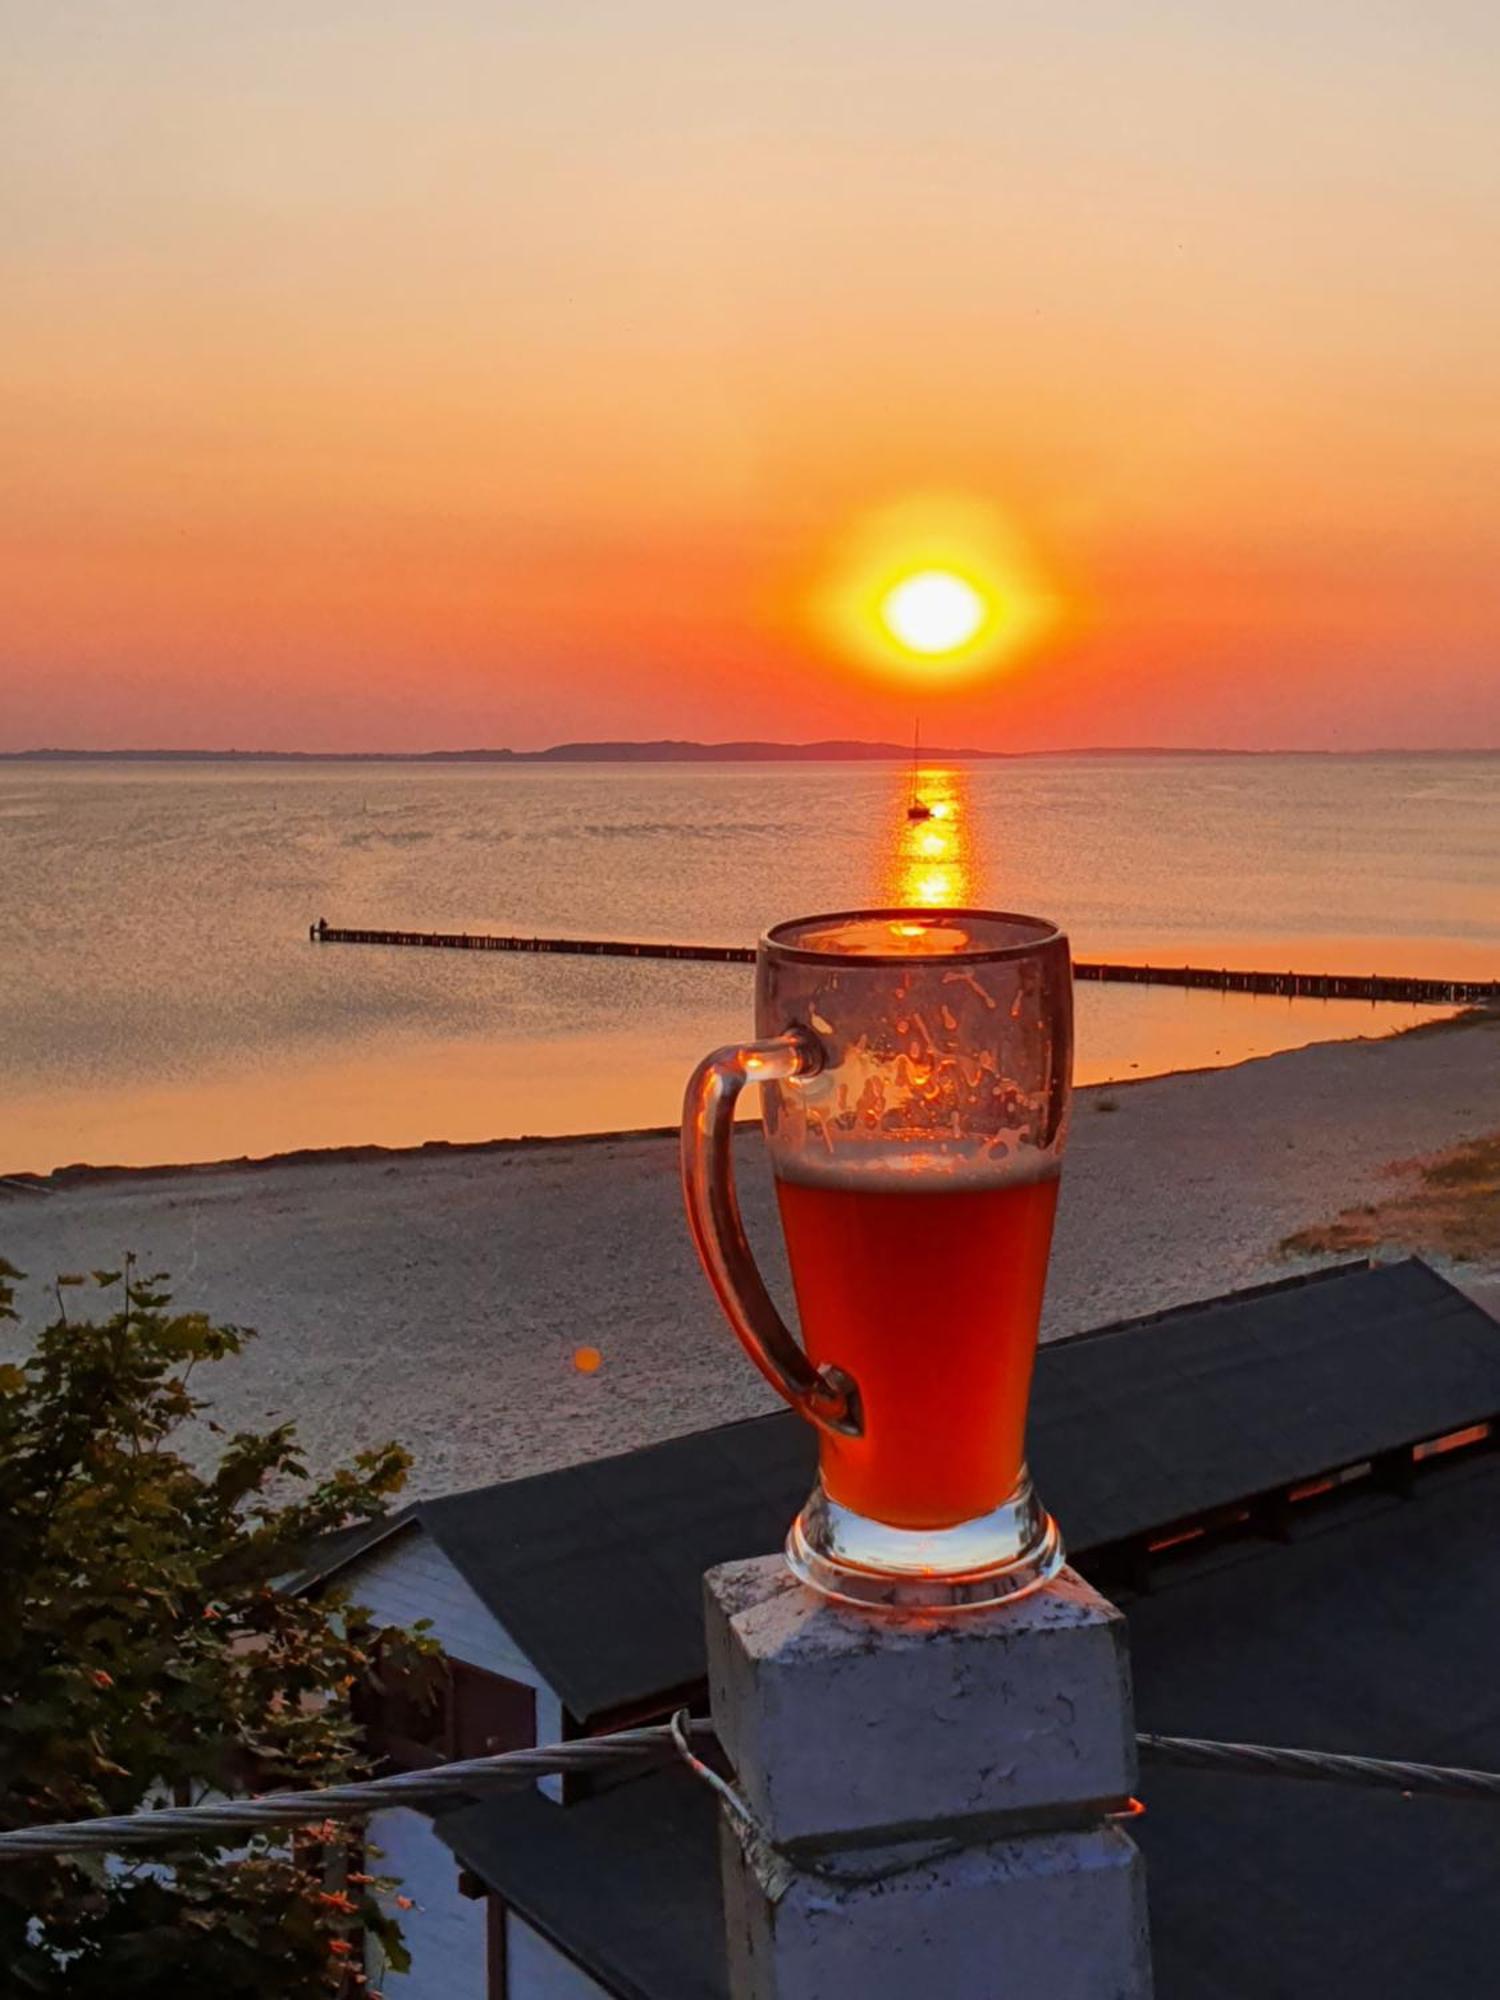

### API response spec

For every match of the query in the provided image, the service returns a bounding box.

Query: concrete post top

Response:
[708,1554,1127,1656]
[705,1556,1137,1849]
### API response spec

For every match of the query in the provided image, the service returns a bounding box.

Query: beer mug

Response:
[682,908,1072,1609]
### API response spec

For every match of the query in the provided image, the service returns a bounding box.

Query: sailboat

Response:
[905,721,933,822]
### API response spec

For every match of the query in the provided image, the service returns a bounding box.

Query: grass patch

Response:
[1392,1005,1500,1042]
[1422,1135,1500,1189]
[1280,1131,1500,1265]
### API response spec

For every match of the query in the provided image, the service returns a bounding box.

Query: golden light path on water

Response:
[881,765,977,908]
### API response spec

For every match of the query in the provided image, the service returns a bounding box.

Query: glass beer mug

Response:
[682,908,1072,1609]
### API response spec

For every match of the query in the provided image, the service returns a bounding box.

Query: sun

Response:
[880,570,987,657]
[804,494,1058,686]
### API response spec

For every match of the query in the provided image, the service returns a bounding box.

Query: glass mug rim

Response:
[762,905,1067,968]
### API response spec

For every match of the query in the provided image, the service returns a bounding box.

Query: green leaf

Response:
[0,1259,423,1986]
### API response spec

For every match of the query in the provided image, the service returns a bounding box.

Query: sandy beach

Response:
[3,1017,1496,1501]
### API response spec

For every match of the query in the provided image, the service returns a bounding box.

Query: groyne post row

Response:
[306,922,1499,1007]
[1073,961,1500,1004]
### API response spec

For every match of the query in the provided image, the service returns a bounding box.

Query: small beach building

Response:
[304,1259,1500,2000]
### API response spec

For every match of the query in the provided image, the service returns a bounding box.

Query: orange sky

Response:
[3,4,1498,750]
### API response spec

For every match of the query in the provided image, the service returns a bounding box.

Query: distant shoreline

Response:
[3,741,1497,764]
[0,1121,686,1192]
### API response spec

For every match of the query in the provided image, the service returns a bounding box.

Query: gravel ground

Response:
[3,1019,1496,1499]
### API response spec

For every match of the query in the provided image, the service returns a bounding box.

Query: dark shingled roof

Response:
[313,1257,1500,1724]
[410,1410,817,1718]
[1028,1252,1500,1547]
[438,1451,1500,2000]
[443,1771,721,2000]
[1130,1452,1500,1999]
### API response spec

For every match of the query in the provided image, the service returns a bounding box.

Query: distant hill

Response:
[512,738,1005,762]
[1,739,998,763]
[1,741,1491,763]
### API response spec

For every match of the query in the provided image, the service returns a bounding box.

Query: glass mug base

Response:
[785,1470,1066,1612]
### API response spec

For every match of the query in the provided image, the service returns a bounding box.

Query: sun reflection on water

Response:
[881,765,978,907]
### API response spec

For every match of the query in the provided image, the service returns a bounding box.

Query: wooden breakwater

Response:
[307,922,1498,1007]
[1071,961,1499,1005]
[309,922,754,964]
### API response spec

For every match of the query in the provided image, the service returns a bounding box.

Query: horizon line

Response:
[3,739,1497,763]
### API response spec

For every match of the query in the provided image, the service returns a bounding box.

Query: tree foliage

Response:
[0,1255,440,1996]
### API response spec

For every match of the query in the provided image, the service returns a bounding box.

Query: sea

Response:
[1,754,1496,1175]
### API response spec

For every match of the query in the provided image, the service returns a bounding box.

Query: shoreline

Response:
[3,1016,1496,1501]
[0,1121,690,1193]
[4,1007,1489,1192]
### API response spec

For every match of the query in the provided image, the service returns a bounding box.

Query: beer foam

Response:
[770,1141,1062,1194]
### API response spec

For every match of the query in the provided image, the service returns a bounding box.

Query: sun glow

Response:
[811,494,1058,685]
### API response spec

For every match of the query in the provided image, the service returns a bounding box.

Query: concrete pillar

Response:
[705,1557,1152,2000]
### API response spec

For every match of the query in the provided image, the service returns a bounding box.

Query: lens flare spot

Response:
[572,1345,603,1374]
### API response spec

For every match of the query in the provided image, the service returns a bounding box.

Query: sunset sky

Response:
[4,3,1499,751]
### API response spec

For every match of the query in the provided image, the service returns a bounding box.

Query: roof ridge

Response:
[1044,1257,1383,1351]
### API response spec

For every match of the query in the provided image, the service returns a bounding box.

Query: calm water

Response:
[1,755,1496,1173]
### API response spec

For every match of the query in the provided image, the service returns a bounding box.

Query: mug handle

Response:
[681,1029,862,1438]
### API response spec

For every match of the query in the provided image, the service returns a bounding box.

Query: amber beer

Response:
[775,1169,1060,1529]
